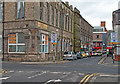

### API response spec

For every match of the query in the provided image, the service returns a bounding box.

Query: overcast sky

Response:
[63,0,120,30]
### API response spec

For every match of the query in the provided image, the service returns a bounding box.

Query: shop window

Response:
[17,0,24,19]
[8,33,25,53]
[40,34,48,53]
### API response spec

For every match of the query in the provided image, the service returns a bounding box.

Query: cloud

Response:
[64,0,120,30]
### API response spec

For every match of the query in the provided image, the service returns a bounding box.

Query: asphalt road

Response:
[1,56,120,84]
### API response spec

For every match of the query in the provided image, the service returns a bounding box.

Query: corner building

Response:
[3,1,74,61]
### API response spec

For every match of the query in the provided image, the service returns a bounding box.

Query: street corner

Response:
[101,57,120,67]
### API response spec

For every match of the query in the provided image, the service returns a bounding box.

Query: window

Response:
[17,0,24,19]
[0,36,2,51]
[52,6,54,25]
[40,34,48,53]
[47,3,49,23]
[8,33,25,53]
[0,3,2,20]
[96,35,99,39]
[40,2,43,20]
[71,18,72,32]
[56,9,58,26]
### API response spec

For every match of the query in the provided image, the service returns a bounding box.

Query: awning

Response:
[107,47,112,49]
[94,47,102,49]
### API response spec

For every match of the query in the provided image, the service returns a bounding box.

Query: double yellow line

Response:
[0,69,8,75]
[98,56,106,64]
[79,73,94,84]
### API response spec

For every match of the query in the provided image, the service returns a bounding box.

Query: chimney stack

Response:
[70,5,73,10]
[65,1,69,6]
[101,21,106,28]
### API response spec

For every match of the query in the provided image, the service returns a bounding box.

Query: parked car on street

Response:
[85,51,90,57]
[81,51,87,58]
[76,52,83,59]
[63,52,77,60]
[91,51,102,56]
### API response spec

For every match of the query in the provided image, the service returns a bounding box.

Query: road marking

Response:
[98,56,106,64]
[28,71,46,79]
[79,74,90,84]
[50,72,62,74]
[79,73,95,84]
[100,74,120,77]
[44,79,62,84]
[0,77,10,80]
[83,74,94,84]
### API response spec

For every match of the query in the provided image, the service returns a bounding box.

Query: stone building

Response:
[3,1,74,61]
[112,2,120,61]
[74,7,93,52]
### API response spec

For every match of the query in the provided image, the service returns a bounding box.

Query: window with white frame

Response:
[8,33,25,53]
[17,0,24,19]
[40,34,48,53]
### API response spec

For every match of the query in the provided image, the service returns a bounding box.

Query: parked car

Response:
[85,51,90,57]
[91,51,102,56]
[81,51,87,58]
[63,52,77,60]
[76,52,83,59]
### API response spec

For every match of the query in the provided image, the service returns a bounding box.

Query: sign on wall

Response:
[111,32,117,44]
[51,33,57,45]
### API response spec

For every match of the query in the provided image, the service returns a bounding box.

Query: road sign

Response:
[111,32,117,44]
[51,33,57,45]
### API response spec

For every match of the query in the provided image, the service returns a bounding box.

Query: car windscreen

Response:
[64,52,71,54]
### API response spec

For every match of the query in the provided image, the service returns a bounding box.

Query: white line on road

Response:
[100,74,120,77]
[28,71,46,79]
[44,79,62,84]
[0,77,10,80]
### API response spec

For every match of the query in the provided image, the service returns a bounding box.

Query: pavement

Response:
[2,59,70,65]
[101,55,120,67]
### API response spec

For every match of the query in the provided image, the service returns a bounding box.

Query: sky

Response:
[63,0,120,30]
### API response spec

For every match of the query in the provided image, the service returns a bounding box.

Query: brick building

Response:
[3,1,74,61]
[74,7,93,52]
[93,25,107,52]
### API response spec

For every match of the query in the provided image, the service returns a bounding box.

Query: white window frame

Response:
[8,33,25,53]
[40,34,48,53]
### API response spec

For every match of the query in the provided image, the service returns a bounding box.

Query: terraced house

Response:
[3,1,74,61]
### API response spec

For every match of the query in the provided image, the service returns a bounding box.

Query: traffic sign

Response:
[51,33,57,45]
[111,32,117,44]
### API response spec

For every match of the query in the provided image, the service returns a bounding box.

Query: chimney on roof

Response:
[70,5,73,10]
[65,1,69,6]
[101,21,106,28]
